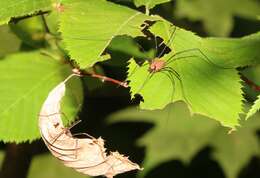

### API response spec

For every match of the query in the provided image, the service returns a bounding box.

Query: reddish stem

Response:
[72,69,128,88]
[90,73,128,88]
[241,74,260,91]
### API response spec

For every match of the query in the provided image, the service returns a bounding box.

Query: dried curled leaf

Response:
[38,74,142,178]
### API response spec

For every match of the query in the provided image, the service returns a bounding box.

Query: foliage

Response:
[246,95,260,119]
[134,0,171,10]
[0,0,52,25]
[0,0,260,177]
[128,19,260,128]
[0,26,21,56]
[28,154,88,178]
[0,51,82,142]
[175,0,260,36]
[108,102,260,178]
[59,0,154,67]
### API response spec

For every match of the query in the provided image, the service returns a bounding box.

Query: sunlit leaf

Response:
[10,16,46,48]
[127,19,257,128]
[108,35,151,59]
[0,25,21,57]
[134,0,171,9]
[246,95,260,119]
[59,0,154,68]
[0,51,83,142]
[0,0,52,25]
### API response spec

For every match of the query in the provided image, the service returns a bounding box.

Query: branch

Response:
[241,74,260,92]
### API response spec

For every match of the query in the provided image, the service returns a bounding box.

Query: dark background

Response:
[0,0,260,178]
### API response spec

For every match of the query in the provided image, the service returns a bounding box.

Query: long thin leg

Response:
[71,132,95,140]
[154,35,158,57]
[49,119,82,145]
[122,60,147,89]
[39,111,78,128]
[158,25,177,58]
[161,67,192,108]
[166,48,232,69]
[160,70,176,124]
[161,67,184,104]
[42,134,81,151]
[42,132,81,160]
[136,72,154,94]
[160,71,176,102]
[40,112,82,150]
[166,55,199,66]
[163,67,180,78]
[46,142,78,158]
[74,139,79,159]
[127,63,139,79]
[71,159,108,169]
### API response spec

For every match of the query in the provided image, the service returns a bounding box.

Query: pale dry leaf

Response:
[38,74,142,178]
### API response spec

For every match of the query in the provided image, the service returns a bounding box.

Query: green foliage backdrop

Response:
[0,0,259,178]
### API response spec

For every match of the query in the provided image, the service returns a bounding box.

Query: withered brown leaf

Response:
[38,74,142,178]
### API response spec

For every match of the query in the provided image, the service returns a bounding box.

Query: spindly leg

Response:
[166,48,231,69]
[157,25,177,58]
[160,70,176,123]
[160,70,176,103]
[161,67,192,108]
[136,72,154,94]
[42,134,81,152]
[166,54,198,66]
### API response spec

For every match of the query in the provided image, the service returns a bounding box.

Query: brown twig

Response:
[72,68,128,88]
[241,74,260,91]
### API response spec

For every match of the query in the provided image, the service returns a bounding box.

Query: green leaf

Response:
[246,95,260,119]
[28,154,89,178]
[134,0,171,9]
[202,32,260,67]
[108,102,260,178]
[210,115,260,178]
[128,19,248,128]
[59,0,154,68]
[108,35,151,59]
[0,51,83,143]
[176,0,260,36]
[0,25,21,57]
[0,0,52,25]
[108,102,219,175]
[241,64,260,99]
[10,16,46,48]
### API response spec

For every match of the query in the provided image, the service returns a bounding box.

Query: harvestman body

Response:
[130,24,230,104]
